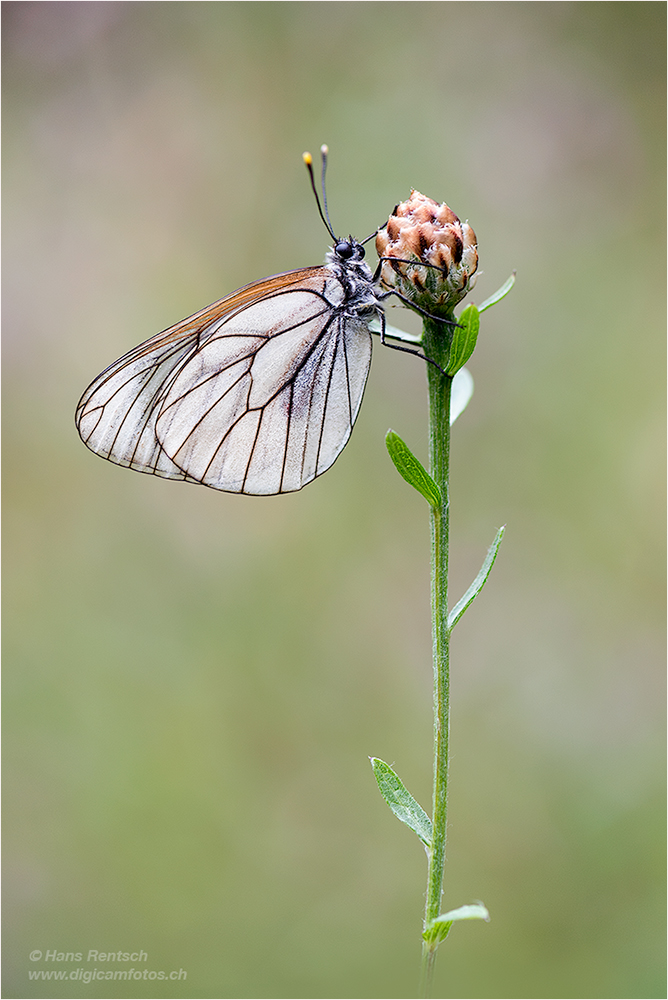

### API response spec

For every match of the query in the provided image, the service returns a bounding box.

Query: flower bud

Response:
[376,191,478,315]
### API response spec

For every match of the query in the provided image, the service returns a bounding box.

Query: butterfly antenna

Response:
[303,147,336,241]
[319,145,337,238]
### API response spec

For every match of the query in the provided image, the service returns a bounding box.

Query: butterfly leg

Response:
[376,287,461,329]
[374,308,448,377]
[372,256,448,283]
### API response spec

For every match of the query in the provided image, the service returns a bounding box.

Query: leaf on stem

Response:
[385,430,441,507]
[448,526,505,630]
[450,367,474,425]
[478,272,516,313]
[423,902,490,945]
[370,758,433,849]
[445,304,479,376]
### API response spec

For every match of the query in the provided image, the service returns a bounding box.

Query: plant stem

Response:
[420,316,455,995]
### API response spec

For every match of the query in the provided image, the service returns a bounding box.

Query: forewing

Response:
[154,276,373,494]
[75,268,324,481]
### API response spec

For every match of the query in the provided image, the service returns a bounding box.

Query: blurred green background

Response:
[4,4,665,998]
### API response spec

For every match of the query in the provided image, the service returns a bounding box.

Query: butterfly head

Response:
[333,237,365,262]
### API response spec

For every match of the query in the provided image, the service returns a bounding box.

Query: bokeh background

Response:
[4,4,665,998]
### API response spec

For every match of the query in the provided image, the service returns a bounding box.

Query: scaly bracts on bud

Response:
[376,191,478,317]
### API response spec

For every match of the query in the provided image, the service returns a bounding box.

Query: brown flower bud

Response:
[376,191,478,314]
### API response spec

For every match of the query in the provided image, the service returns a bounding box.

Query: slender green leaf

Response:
[370,758,433,848]
[445,304,479,376]
[386,430,441,507]
[450,367,474,425]
[478,272,516,312]
[423,902,490,944]
[448,526,505,629]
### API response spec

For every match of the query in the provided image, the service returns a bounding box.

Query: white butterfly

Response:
[75,147,442,495]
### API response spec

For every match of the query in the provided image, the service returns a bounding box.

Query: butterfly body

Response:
[75,239,383,495]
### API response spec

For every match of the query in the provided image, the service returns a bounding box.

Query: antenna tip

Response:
[320,144,329,156]
[302,151,313,166]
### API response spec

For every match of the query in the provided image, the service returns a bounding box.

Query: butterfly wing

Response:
[76,326,198,482]
[76,267,373,494]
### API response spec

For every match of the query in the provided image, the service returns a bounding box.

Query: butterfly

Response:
[76,146,441,496]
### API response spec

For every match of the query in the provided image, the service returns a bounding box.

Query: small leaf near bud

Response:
[386,430,441,507]
[376,191,478,317]
[445,304,479,376]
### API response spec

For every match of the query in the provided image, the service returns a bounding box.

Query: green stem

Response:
[420,316,455,995]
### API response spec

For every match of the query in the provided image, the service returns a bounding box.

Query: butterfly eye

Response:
[335,239,365,261]
[335,239,354,259]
